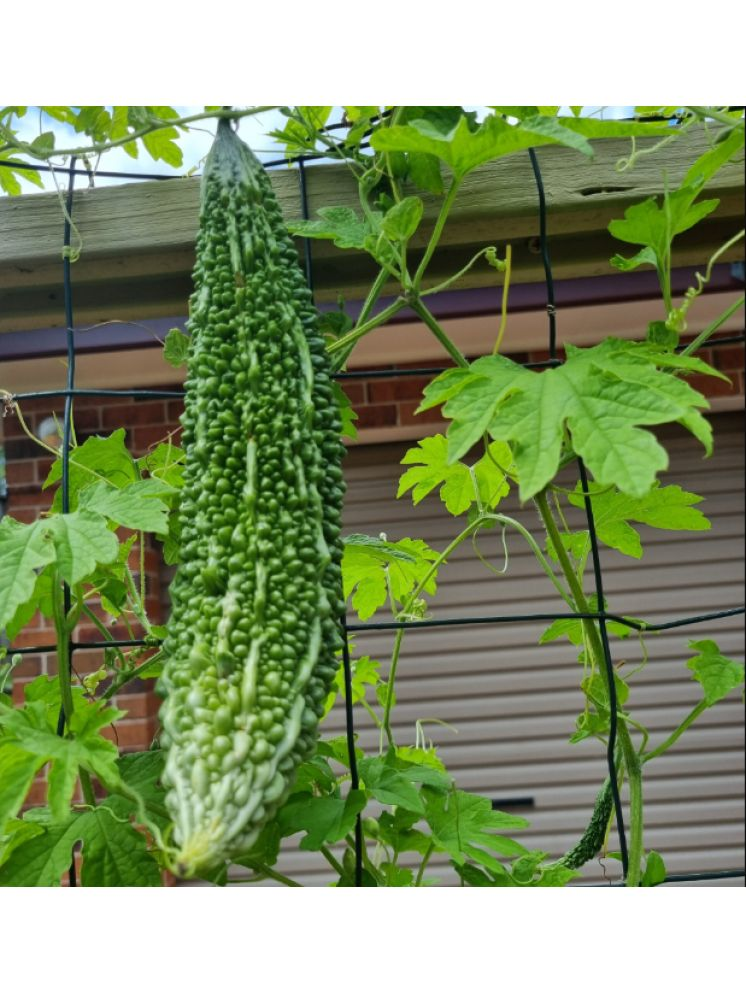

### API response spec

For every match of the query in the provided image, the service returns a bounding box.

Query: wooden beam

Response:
[1,127,743,333]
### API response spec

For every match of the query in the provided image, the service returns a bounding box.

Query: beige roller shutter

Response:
[216,412,744,887]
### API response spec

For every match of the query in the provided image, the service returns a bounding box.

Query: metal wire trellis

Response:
[3,120,744,888]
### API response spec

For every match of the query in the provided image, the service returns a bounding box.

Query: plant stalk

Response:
[534,488,644,887]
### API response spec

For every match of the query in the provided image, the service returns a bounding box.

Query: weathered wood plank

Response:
[0,127,742,332]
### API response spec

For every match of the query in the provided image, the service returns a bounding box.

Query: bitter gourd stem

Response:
[534,489,643,887]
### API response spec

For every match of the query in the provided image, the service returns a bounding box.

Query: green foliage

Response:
[0,677,123,824]
[398,434,512,516]
[163,327,191,367]
[566,481,711,559]
[686,640,744,706]
[342,534,439,620]
[421,339,718,500]
[0,807,162,886]
[2,105,743,888]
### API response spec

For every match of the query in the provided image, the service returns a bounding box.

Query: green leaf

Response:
[342,535,438,620]
[398,434,475,515]
[0,744,47,827]
[647,320,679,351]
[358,756,425,814]
[141,125,183,167]
[287,206,379,250]
[163,327,190,367]
[0,817,44,870]
[109,750,168,830]
[423,788,530,875]
[516,115,594,157]
[277,790,367,850]
[382,196,424,242]
[376,807,433,857]
[407,152,443,194]
[78,479,175,534]
[0,808,162,886]
[398,434,512,516]
[539,594,634,646]
[0,695,123,824]
[332,381,358,441]
[683,126,745,189]
[609,181,719,281]
[0,517,57,632]
[581,671,630,713]
[0,153,44,194]
[434,340,714,500]
[232,821,282,873]
[0,510,114,630]
[686,640,744,706]
[641,850,667,886]
[567,482,711,559]
[44,429,138,511]
[137,442,186,489]
[534,863,579,886]
[372,112,654,180]
[46,511,119,585]
[611,246,659,273]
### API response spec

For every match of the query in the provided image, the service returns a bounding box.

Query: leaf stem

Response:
[421,247,495,298]
[408,297,468,368]
[253,864,302,887]
[320,845,346,876]
[642,700,708,763]
[413,177,461,290]
[357,267,390,327]
[79,603,127,667]
[0,107,279,163]
[492,244,513,356]
[101,650,163,702]
[327,297,407,356]
[415,840,435,886]
[678,293,745,357]
[534,488,644,887]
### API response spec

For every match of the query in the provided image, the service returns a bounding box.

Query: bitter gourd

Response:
[557,778,614,870]
[158,118,346,877]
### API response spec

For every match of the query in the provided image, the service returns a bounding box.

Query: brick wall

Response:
[2,333,743,753]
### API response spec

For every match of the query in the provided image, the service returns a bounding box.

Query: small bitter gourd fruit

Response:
[158,118,346,878]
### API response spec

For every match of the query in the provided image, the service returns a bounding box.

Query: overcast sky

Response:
[9,106,635,195]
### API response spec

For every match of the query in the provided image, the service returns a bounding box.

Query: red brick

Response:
[356,405,398,429]
[3,435,45,462]
[12,676,38,705]
[127,546,161,574]
[367,377,432,404]
[713,345,745,374]
[25,776,50,807]
[8,654,44,678]
[102,717,157,751]
[398,401,444,426]
[167,399,185,421]
[6,490,47,508]
[70,408,102,431]
[115,691,160,720]
[8,627,54,649]
[4,461,36,486]
[132,424,181,453]
[10,507,45,524]
[340,381,366,405]
[687,373,740,397]
[101,401,166,429]
[36,456,55,481]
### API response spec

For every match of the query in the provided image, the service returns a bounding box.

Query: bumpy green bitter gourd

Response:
[159,118,345,877]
